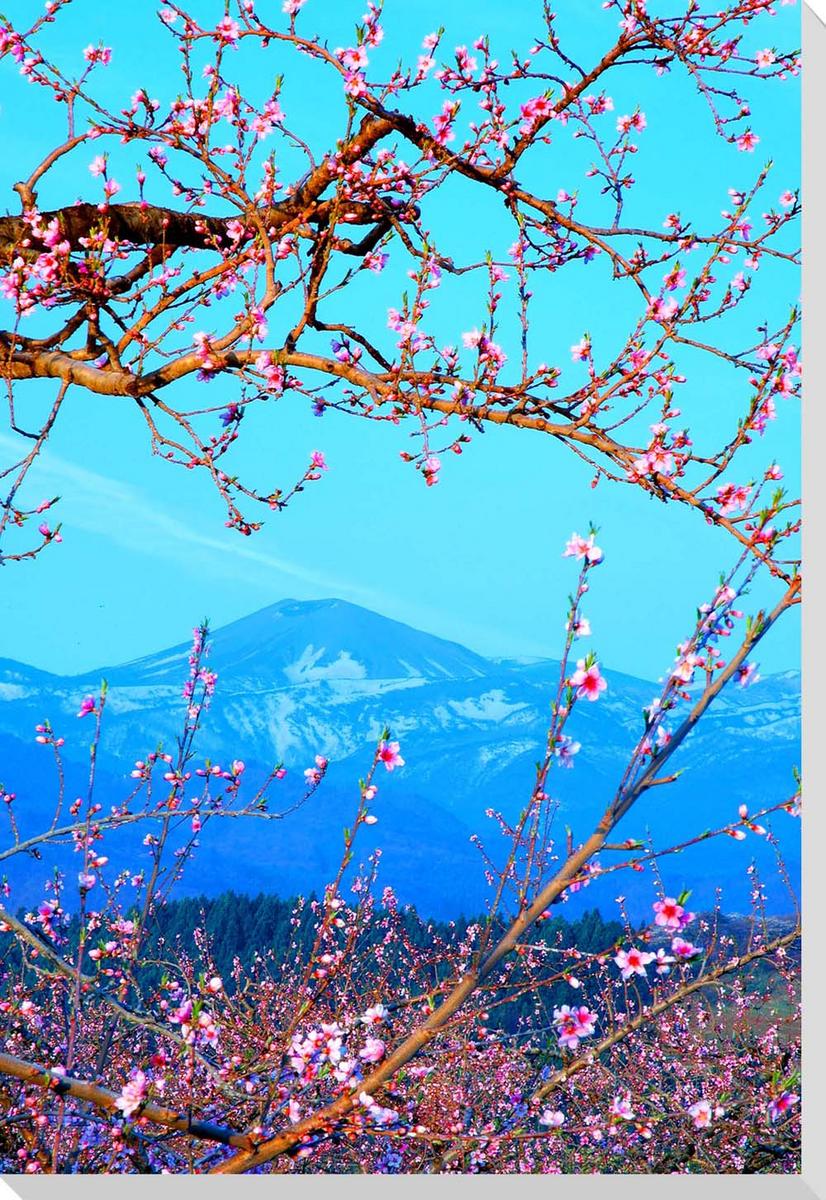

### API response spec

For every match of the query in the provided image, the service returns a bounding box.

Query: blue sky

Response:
[0,1,800,681]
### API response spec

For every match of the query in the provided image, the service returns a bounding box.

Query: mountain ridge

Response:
[0,595,801,692]
[0,598,801,919]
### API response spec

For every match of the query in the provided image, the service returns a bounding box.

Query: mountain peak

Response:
[101,597,495,688]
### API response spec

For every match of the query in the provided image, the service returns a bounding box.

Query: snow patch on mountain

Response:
[283,645,367,684]
[477,740,538,770]
[223,692,300,758]
[448,690,529,722]
[396,659,425,679]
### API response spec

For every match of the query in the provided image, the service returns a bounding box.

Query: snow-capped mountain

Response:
[0,599,801,918]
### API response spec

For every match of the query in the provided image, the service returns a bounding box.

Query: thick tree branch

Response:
[0,115,399,257]
[0,1052,254,1151]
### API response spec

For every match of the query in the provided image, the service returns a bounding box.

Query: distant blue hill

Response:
[0,598,800,920]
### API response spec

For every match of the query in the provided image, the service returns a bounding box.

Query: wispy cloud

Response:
[0,435,543,661]
[0,433,389,605]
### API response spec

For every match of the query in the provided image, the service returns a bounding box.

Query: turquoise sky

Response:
[0,1,800,681]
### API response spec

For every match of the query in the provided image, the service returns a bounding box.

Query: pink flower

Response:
[755,48,776,69]
[83,44,112,66]
[768,1091,799,1123]
[687,1099,713,1130]
[539,1109,565,1127]
[715,482,750,515]
[359,1036,386,1063]
[584,92,614,115]
[570,336,590,362]
[115,1070,148,1119]
[361,1004,388,1026]
[671,935,702,960]
[519,95,554,132]
[610,1094,635,1121]
[377,740,404,771]
[613,946,656,980]
[423,456,441,486]
[554,735,581,768]
[243,306,268,342]
[255,351,286,394]
[89,154,107,177]
[653,897,684,930]
[433,101,456,145]
[737,130,760,152]
[77,695,96,719]
[654,947,675,975]
[616,111,646,135]
[553,1004,596,1051]
[648,296,678,323]
[309,450,328,471]
[336,45,368,72]
[737,661,760,687]
[215,16,240,43]
[363,251,388,273]
[563,532,603,564]
[570,660,607,702]
[631,446,675,479]
[671,650,700,684]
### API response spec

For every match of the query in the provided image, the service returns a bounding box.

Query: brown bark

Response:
[0,1052,253,1151]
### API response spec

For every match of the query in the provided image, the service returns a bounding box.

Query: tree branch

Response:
[0,1052,253,1151]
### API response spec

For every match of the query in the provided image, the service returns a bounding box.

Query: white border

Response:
[1,2,817,1195]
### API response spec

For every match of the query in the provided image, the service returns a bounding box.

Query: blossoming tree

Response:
[0,0,800,1175]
